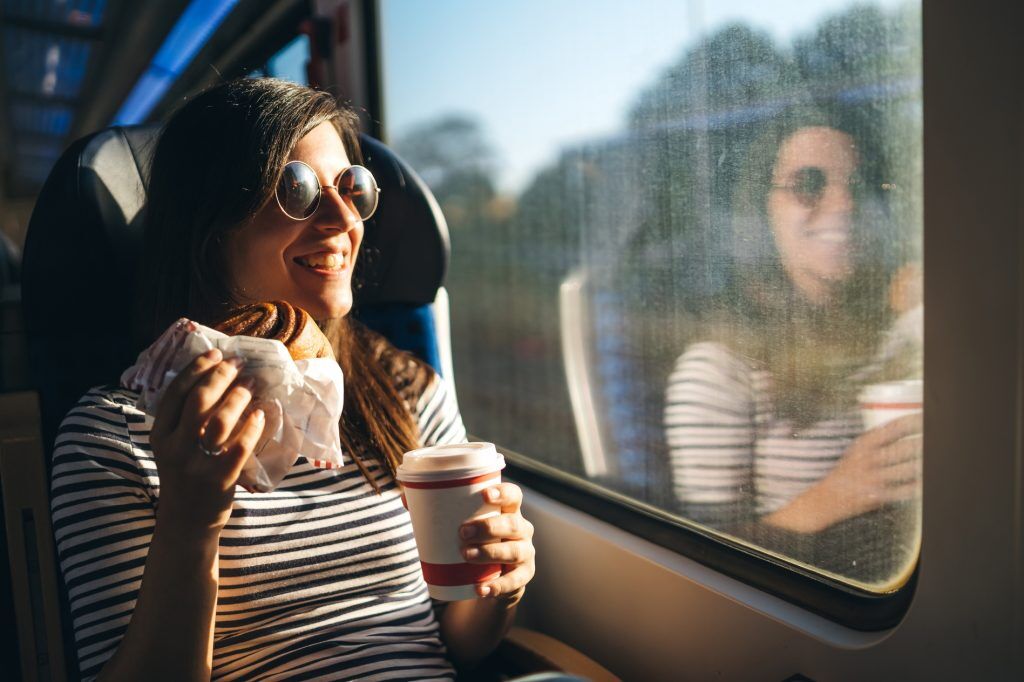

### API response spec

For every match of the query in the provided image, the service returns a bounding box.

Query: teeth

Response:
[811,231,848,243]
[301,253,343,270]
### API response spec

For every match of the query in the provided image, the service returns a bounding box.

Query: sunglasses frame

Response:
[770,166,868,209]
[275,159,381,222]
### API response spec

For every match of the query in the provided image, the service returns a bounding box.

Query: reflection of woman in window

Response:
[664,110,922,583]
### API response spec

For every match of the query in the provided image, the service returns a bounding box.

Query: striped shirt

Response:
[664,341,862,525]
[51,373,466,681]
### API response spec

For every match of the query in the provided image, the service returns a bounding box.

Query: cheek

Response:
[350,225,365,260]
[768,201,804,255]
[225,232,288,296]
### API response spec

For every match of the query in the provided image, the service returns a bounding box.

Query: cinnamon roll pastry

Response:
[213,301,334,360]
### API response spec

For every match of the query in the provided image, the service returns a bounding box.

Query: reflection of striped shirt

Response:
[51,374,465,681]
[664,342,861,523]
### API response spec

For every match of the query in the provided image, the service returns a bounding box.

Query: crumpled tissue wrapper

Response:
[120,318,344,492]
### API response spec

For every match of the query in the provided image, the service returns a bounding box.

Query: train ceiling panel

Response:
[3,0,107,27]
[0,0,302,201]
[3,28,92,98]
[0,0,198,200]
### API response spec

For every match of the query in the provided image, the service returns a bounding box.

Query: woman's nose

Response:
[312,186,360,232]
[819,181,855,214]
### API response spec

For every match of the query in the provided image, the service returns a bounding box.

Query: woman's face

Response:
[225,121,364,320]
[767,126,859,304]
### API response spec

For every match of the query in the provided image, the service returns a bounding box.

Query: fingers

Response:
[201,378,256,449]
[462,484,536,599]
[868,412,923,445]
[482,483,523,513]
[463,540,535,565]
[480,564,535,598]
[217,408,266,481]
[460,513,533,544]
[880,434,922,463]
[880,458,921,486]
[178,357,245,433]
[153,348,223,434]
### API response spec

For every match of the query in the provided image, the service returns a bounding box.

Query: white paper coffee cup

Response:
[396,442,506,601]
[859,379,923,431]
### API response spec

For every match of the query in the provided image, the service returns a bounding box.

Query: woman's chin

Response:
[311,296,353,320]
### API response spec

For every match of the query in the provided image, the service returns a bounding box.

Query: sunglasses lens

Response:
[339,165,379,220]
[277,162,321,219]
[792,167,827,208]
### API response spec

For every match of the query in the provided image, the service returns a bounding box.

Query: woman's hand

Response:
[149,348,267,536]
[765,413,922,533]
[458,483,536,599]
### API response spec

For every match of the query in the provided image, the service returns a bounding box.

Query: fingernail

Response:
[226,356,245,368]
[252,408,265,423]
[205,348,222,361]
[460,525,477,540]
[478,585,491,597]
[464,547,480,560]
[485,488,499,503]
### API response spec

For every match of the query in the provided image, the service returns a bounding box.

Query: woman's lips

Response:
[805,228,850,244]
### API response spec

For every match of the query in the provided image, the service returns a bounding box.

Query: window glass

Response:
[381,0,922,592]
[266,34,310,85]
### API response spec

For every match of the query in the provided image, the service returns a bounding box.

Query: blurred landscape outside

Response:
[382,1,921,588]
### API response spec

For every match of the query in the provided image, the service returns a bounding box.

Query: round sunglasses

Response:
[771,166,864,209]
[275,160,381,221]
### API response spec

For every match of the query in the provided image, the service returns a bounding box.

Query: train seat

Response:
[560,269,676,507]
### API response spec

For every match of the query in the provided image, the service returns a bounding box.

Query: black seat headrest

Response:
[22,125,449,454]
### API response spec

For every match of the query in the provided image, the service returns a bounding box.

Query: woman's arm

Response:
[98,350,266,679]
[51,350,265,681]
[94,349,266,681]
[410,376,535,668]
[667,343,921,537]
[97,525,221,680]
[441,483,535,671]
[440,590,523,670]
[762,413,922,534]
[664,342,757,526]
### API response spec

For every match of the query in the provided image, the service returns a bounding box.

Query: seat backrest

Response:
[21,126,452,458]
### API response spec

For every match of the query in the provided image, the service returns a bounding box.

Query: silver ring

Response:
[198,438,225,457]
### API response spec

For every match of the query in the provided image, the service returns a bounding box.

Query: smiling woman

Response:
[48,78,537,681]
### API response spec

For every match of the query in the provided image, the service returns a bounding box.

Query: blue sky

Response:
[380,0,912,194]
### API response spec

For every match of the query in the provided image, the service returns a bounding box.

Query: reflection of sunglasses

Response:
[275,160,381,221]
[771,166,864,209]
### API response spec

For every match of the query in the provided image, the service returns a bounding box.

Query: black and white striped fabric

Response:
[51,375,466,681]
[664,341,861,524]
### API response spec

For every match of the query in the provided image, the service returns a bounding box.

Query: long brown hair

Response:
[136,78,420,487]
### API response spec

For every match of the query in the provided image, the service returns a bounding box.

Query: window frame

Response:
[501,448,916,630]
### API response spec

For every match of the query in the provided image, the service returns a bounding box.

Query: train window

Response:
[380,1,922,596]
[266,34,311,85]
[248,34,311,84]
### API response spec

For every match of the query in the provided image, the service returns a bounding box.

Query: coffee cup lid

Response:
[859,379,923,405]
[396,442,505,483]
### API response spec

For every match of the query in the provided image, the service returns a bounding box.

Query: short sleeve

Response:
[664,342,756,525]
[50,388,156,681]
[415,373,468,446]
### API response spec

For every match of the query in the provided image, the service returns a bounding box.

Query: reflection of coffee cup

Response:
[396,442,506,601]
[859,380,923,430]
